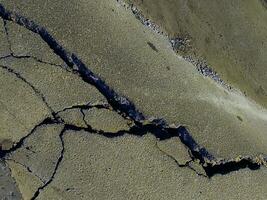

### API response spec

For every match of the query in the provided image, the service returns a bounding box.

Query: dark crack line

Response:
[2,19,71,72]
[5,158,46,184]
[0,3,266,180]
[0,117,60,158]
[203,156,267,177]
[2,19,13,55]
[155,141,208,177]
[80,108,91,128]
[0,53,71,73]
[30,125,66,200]
[55,101,110,115]
[0,4,145,123]
[0,64,56,117]
[0,54,11,60]
[12,54,71,72]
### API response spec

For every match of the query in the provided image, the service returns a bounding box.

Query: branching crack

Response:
[0,4,266,193]
[5,158,46,184]
[0,117,60,158]
[0,64,56,116]
[30,126,66,200]
[1,19,70,73]
[155,141,208,177]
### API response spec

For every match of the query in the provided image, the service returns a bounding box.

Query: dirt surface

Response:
[126,0,267,108]
[0,0,266,199]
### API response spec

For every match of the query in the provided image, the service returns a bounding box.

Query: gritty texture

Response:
[0,19,10,57]
[0,57,107,112]
[157,137,192,166]
[36,131,267,200]
[7,160,43,200]
[0,0,266,199]
[7,124,64,182]
[1,0,266,159]
[83,108,131,133]
[0,160,22,200]
[0,65,50,148]
[4,21,64,66]
[126,0,267,108]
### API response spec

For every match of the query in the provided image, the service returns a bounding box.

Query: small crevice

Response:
[155,141,207,177]
[55,101,110,116]
[0,117,60,158]
[80,108,91,128]
[12,54,72,73]
[30,126,66,200]
[0,64,56,117]
[5,158,46,184]
[1,19,70,73]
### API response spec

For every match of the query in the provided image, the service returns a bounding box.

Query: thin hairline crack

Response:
[1,18,71,72]
[0,3,266,194]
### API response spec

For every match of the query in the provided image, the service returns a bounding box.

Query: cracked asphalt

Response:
[0,0,266,199]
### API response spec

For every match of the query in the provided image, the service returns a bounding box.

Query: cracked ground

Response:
[0,0,267,199]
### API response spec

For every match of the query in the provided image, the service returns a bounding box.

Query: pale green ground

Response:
[127,0,267,108]
[1,0,266,158]
[0,0,266,199]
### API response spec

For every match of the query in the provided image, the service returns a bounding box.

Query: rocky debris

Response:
[183,55,232,90]
[170,37,191,52]
[117,0,233,90]
[117,0,232,89]
[117,0,165,35]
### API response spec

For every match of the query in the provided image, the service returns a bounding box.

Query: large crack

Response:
[0,3,266,198]
[0,109,265,198]
[1,19,71,73]
[0,117,60,158]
